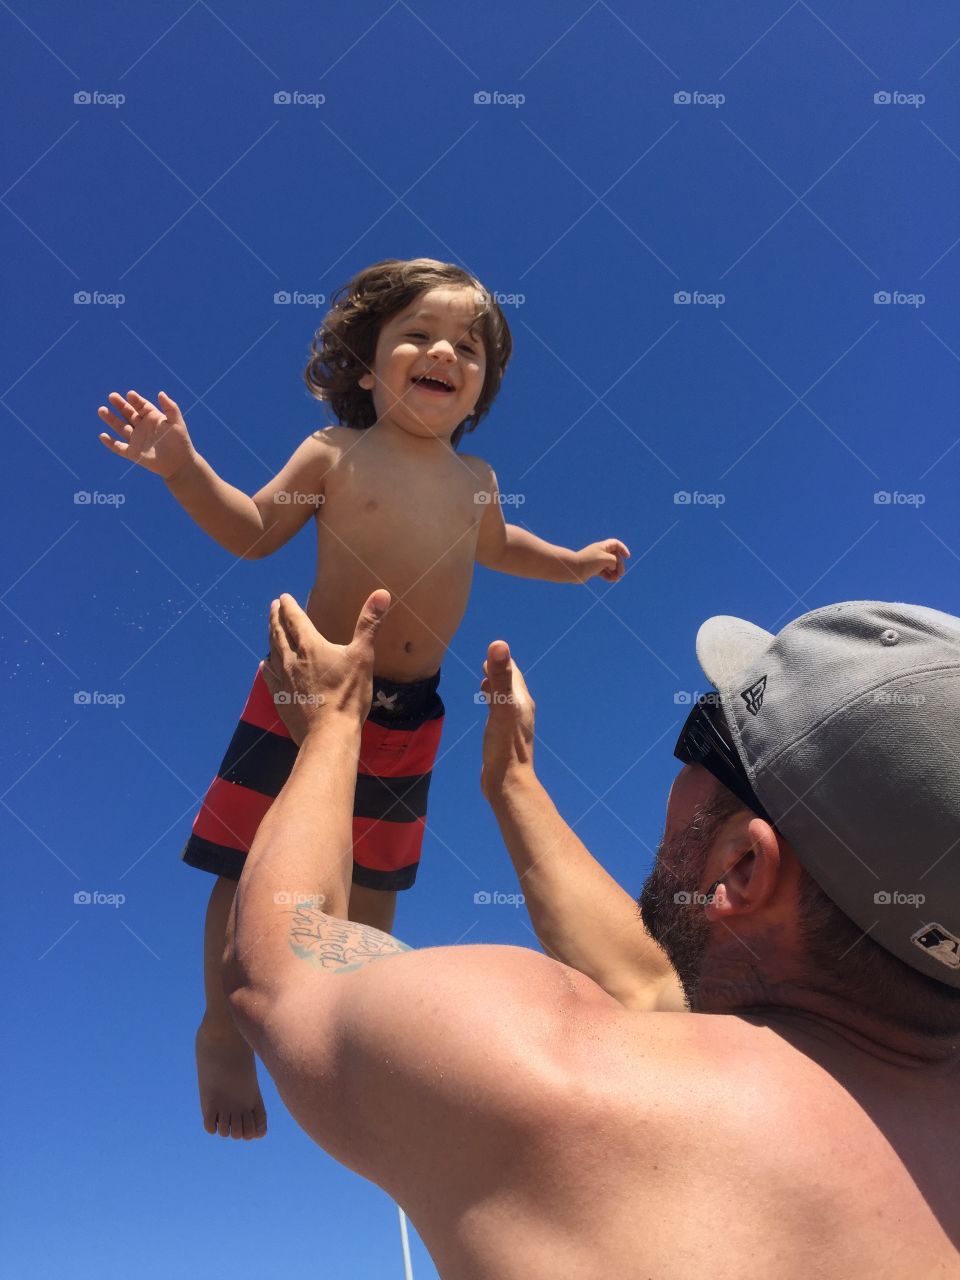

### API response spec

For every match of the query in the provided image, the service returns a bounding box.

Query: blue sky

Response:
[3,2,958,1276]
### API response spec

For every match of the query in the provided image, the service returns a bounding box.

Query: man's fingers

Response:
[351,589,390,654]
[276,592,311,653]
[268,598,293,666]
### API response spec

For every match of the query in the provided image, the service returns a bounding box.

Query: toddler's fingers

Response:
[98,406,132,434]
[108,391,137,421]
[98,433,128,456]
[127,389,158,416]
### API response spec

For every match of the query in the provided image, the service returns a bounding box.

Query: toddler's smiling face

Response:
[359,286,487,441]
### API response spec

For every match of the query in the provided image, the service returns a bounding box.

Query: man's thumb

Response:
[486,640,512,697]
[354,589,391,649]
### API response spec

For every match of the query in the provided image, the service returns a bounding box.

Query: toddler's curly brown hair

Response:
[304,258,513,449]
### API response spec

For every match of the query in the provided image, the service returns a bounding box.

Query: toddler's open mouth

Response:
[411,374,456,394]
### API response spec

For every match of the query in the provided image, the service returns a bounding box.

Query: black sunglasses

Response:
[674,692,775,826]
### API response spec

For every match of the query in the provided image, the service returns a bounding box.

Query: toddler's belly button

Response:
[403,641,413,653]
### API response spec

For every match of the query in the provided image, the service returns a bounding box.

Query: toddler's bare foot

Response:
[195,1017,268,1140]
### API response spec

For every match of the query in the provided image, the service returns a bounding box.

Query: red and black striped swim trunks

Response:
[181,664,445,891]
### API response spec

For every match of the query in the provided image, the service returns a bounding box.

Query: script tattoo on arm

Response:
[288,900,411,975]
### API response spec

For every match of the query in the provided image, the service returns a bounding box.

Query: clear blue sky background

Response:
[2,2,958,1276]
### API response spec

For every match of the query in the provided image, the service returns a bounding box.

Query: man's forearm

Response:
[165,453,269,558]
[228,716,360,997]
[489,767,681,1009]
[497,525,583,582]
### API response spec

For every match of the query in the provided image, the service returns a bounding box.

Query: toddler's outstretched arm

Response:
[98,389,330,559]
[474,463,629,584]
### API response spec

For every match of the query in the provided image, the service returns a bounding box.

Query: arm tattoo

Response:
[288,901,411,975]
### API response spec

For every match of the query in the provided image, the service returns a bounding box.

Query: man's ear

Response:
[708,815,781,919]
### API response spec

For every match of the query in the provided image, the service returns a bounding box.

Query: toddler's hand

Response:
[575,538,630,583]
[97,390,196,480]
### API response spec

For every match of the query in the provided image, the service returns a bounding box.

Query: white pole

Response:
[397,1204,414,1280]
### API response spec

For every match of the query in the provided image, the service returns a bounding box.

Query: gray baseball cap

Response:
[694,600,960,989]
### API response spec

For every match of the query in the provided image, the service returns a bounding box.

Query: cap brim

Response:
[696,615,775,691]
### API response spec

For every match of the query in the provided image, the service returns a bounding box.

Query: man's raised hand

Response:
[97,389,196,479]
[479,640,536,801]
[259,591,390,745]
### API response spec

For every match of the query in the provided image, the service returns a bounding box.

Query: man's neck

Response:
[696,970,960,1074]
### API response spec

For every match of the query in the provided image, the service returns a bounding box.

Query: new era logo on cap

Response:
[911,923,960,970]
[740,675,767,716]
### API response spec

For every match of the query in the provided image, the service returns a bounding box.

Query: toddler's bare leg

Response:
[347,883,397,934]
[195,875,268,1140]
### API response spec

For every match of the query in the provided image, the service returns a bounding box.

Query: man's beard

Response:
[637,826,713,1009]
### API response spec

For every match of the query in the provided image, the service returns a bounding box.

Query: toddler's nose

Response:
[427,339,456,361]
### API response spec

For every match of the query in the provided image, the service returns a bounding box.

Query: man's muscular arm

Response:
[480,640,686,1013]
